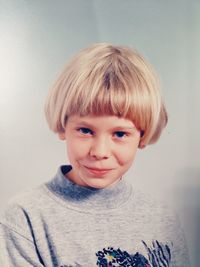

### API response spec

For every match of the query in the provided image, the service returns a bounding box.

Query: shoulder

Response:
[131,188,180,231]
[132,188,174,213]
[0,185,48,235]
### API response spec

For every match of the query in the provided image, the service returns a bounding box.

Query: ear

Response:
[138,140,146,149]
[58,131,66,140]
[139,130,146,149]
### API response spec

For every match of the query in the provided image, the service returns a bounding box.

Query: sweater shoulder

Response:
[0,184,47,233]
[131,188,178,225]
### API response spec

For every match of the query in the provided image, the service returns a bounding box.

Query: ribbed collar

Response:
[45,165,133,212]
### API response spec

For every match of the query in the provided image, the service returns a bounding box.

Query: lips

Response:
[83,166,113,176]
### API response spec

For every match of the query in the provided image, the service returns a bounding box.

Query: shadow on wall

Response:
[173,167,200,267]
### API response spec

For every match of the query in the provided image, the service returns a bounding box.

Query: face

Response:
[59,115,141,189]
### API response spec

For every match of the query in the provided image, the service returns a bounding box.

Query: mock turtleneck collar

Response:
[45,165,133,212]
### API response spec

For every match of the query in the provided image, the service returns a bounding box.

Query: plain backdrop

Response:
[0,1,199,266]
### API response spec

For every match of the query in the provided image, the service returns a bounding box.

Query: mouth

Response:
[83,166,113,176]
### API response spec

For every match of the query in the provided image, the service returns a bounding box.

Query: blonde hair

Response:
[45,43,167,148]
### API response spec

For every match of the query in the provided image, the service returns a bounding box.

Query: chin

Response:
[82,177,119,189]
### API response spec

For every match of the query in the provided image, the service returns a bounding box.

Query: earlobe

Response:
[58,132,66,140]
[138,140,146,149]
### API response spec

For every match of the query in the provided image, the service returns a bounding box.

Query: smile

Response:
[83,166,113,176]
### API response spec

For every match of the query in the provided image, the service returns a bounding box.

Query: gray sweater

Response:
[0,165,190,267]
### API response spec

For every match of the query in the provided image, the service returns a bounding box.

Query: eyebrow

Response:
[70,120,136,130]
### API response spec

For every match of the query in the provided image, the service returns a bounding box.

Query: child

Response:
[0,43,190,267]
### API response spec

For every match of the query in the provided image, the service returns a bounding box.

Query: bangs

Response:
[61,65,152,133]
[67,80,132,117]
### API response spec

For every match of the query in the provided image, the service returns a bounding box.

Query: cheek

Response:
[66,140,90,159]
[119,151,137,165]
[116,142,139,165]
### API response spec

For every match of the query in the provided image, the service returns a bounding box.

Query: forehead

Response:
[67,115,136,129]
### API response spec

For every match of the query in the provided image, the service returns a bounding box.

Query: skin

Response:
[59,115,141,189]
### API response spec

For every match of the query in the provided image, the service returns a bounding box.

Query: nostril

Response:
[89,152,109,160]
[89,150,109,160]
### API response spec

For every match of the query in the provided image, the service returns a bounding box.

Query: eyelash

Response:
[77,127,93,135]
[77,127,129,138]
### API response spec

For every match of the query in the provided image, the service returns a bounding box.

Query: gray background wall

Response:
[0,0,199,266]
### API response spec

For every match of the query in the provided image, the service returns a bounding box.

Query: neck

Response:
[45,165,133,212]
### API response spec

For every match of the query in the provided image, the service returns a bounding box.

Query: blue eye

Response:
[78,127,93,135]
[114,131,127,138]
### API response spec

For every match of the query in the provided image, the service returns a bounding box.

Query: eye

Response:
[114,131,127,138]
[77,127,93,135]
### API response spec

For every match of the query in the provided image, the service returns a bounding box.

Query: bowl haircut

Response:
[45,43,167,148]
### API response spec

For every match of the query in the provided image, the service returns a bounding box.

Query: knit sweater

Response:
[0,165,190,267]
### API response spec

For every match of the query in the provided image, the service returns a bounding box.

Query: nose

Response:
[89,137,110,160]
